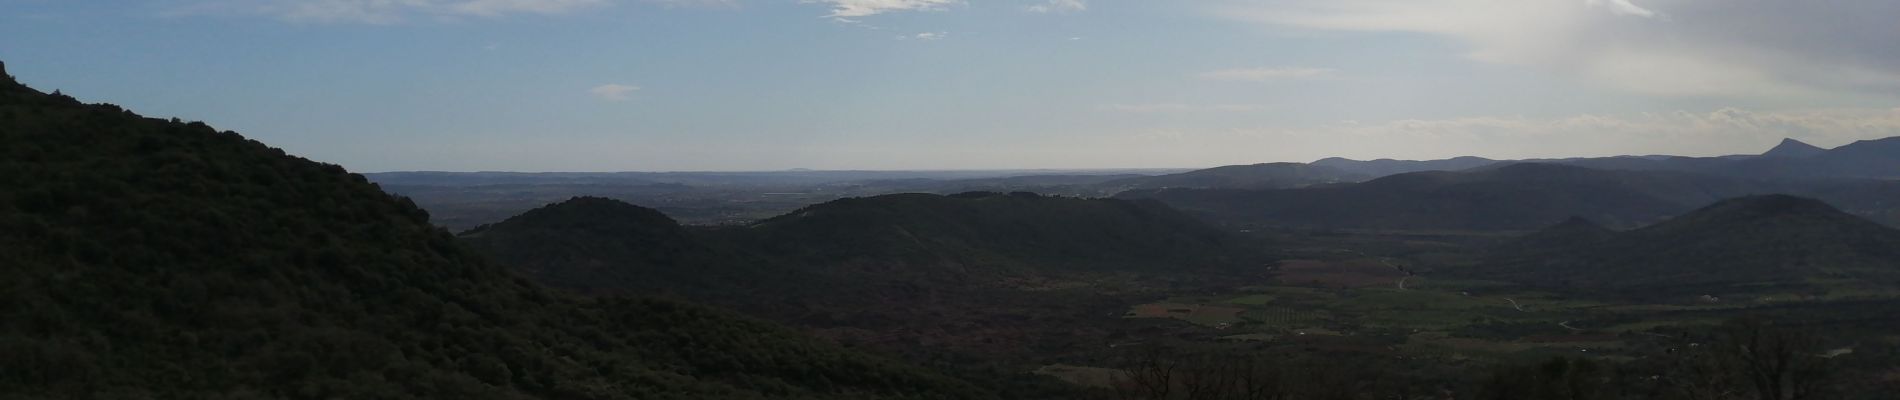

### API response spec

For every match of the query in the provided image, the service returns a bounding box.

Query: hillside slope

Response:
[460,193,1263,363]
[1548,137,1900,180]
[1475,195,1900,297]
[460,197,787,296]
[0,61,990,399]
[1762,138,1827,158]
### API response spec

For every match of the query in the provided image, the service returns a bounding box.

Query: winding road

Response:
[1349,250,1412,291]
[1342,249,1588,334]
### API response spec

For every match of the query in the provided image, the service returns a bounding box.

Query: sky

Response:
[3,0,1899,172]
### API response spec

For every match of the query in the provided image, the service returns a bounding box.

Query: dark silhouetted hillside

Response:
[1762,138,1827,158]
[1800,137,1900,179]
[1475,195,1900,297]
[460,192,1256,369]
[1542,137,1900,180]
[1123,163,1769,230]
[461,196,787,296]
[1100,162,1365,191]
[0,60,991,399]
[1310,155,1499,177]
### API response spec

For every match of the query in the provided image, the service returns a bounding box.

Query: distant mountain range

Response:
[368,168,1186,187]
[1121,163,1900,230]
[1473,195,1900,298]
[368,134,1900,231]
[369,135,1898,199]
[1304,137,1900,181]
[1545,137,1900,180]
[1310,156,1500,178]
[1095,162,1367,191]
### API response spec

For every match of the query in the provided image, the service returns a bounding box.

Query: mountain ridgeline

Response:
[1761,138,1828,158]
[1549,137,1900,180]
[463,192,1259,294]
[1475,195,1900,297]
[0,60,991,399]
[1098,162,1367,191]
[457,193,1265,366]
[1123,162,1900,230]
[1121,163,1763,230]
[1309,156,1500,177]
[459,196,775,296]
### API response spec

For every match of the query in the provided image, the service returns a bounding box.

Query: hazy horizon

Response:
[5,0,1898,172]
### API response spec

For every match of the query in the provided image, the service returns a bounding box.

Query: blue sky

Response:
[4,0,1899,171]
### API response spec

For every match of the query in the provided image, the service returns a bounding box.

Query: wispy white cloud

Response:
[442,0,607,16]
[590,83,640,101]
[1198,67,1333,82]
[1027,0,1084,14]
[1214,0,1900,99]
[1585,0,1656,18]
[178,0,610,23]
[897,31,948,40]
[804,0,962,19]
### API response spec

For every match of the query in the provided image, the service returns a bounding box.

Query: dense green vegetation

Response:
[460,196,779,296]
[0,61,992,399]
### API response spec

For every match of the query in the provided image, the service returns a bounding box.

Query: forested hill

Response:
[1476,195,1900,297]
[466,192,1260,292]
[460,196,787,296]
[0,60,991,399]
[457,191,1264,374]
